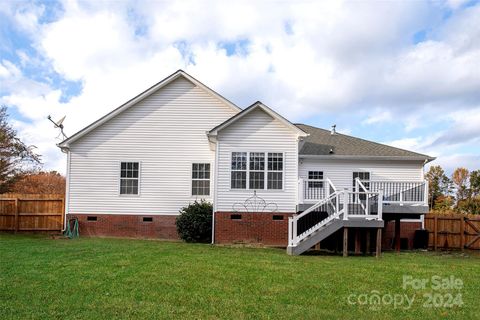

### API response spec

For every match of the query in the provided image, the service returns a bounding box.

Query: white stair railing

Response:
[289,191,343,246]
[289,188,384,248]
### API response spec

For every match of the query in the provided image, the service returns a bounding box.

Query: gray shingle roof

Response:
[296,124,434,161]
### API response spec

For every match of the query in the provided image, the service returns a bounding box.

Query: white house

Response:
[58,70,434,255]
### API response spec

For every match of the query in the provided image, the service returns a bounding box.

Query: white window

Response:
[231,152,283,190]
[249,152,265,189]
[120,162,139,195]
[192,163,210,196]
[353,171,370,201]
[308,171,323,188]
[267,153,283,189]
[231,152,247,189]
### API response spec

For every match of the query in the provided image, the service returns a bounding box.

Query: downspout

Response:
[61,147,71,232]
[211,137,219,244]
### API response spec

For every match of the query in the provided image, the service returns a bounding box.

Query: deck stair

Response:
[287,183,384,255]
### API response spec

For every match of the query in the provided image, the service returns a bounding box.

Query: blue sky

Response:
[0,0,479,174]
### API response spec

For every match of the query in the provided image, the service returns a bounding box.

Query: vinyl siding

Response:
[68,77,238,215]
[299,158,424,191]
[216,108,299,213]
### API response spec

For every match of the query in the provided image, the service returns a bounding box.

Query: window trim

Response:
[308,170,324,188]
[267,152,284,190]
[231,152,248,190]
[352,171,371,201]
[191,162,212,197]
[118,161,141,197]
[230,151,284,191]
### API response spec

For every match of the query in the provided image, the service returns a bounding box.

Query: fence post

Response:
[434,215,438,251]
[14,197,19,233]
[460,216,464,251]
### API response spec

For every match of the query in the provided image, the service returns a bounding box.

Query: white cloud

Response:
[1,0,480,174]
[362,110,392,125]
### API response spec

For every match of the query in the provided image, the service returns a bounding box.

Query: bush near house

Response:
[176,200,213,243]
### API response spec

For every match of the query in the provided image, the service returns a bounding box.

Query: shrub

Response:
[176,200,213,243]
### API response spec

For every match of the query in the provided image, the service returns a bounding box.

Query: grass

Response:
[0,234,479,319]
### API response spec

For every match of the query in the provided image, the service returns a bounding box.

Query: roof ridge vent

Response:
[331,124,337,135]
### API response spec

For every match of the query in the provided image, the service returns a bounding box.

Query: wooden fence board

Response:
[0,194,64,232]
[425,213,480,250]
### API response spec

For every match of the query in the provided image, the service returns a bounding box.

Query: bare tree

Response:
[0,106,41,193]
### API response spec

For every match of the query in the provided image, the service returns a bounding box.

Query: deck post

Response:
[343,228,348,257]
[378,189,383,221]
[395,219,401,252]
[366,229,371,254]
[376,228,382,258]
[292,217,297,246]
[298,178,304,204]
[355,229,361,255]
[288,217,293,246]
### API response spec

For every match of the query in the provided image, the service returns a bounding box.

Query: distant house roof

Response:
[296,124,435,162]
[208,101,308,137]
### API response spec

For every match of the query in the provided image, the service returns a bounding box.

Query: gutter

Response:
[299,154,436,162]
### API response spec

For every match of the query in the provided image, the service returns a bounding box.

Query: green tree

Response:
[425,165,452,209]
[0,106,41,193]
[470,170,480,197]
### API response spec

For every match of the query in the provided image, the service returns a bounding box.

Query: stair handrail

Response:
[295,190,339,220]
[289,191,343,246]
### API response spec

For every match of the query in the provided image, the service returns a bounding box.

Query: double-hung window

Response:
[231,152,283,190]
[249,152,265,189]
[120,162,139,195]
[267,153,283,189]
[192,163,210,196]
[353,171,370,201]
[308,171,324,188]
[231,152,247,189]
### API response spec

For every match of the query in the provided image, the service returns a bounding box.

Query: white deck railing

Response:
[298,178,337,203]
[289,189,383,247]
[299,178,428,206]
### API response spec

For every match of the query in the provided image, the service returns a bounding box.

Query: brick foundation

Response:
[67,214,179,239]
[383,221,422,250]
[214,212,294,246]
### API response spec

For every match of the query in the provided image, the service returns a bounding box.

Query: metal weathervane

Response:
[232,191,278,213]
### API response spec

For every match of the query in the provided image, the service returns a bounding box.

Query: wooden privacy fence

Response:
[0,194,64,232]
[425,213,480,250]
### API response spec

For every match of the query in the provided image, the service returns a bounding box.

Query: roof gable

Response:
[208,101,308,137]
[59,70,241,148]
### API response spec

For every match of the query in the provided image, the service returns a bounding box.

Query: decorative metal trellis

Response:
[232,191,278,213]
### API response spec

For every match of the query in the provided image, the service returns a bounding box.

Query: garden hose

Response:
[64,218,79,239]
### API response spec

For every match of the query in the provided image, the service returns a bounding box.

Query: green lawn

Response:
[0,234,478,319]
